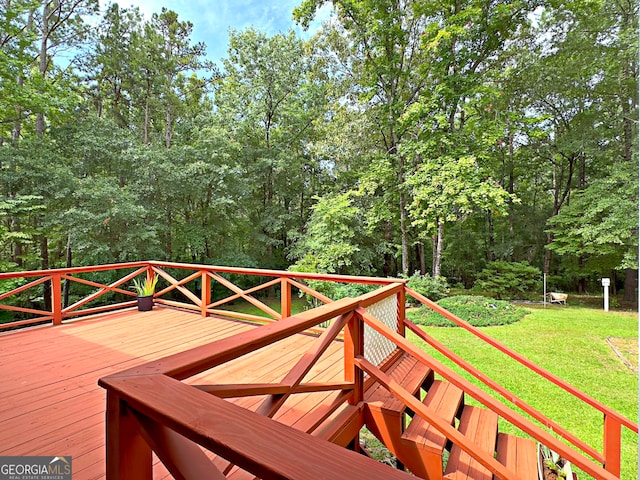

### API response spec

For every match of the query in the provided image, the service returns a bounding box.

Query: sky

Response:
[104,0,331,64]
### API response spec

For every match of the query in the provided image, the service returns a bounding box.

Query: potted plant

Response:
[538,444,573,480]
[133,274,158,312]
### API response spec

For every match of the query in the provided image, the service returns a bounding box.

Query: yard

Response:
[408,305,638,480]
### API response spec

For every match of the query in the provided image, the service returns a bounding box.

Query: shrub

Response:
[406,272,450,303]
[408,295,526,327]
[473,261,541,299]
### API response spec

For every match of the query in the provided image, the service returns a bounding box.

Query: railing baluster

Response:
[603,414,622,476]
[396,288,405,336]
[281,277,291,318]
[51,274,62,325]
[201,271,211,317]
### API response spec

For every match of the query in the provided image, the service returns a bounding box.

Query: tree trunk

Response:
[507,130,515,244]
[397,151,409,276]
[165,105,172,148]
[623,268,637,305]
[487,210,495,261]
[12,217,23,268]
[63,234,72,308]
[143,77,151,144]
[12,77,24,145]
[382,221,393,277]
[41,235,51,312]
[433,221,444,277]
[418,242,426,275]
[399,188,409,276]
[577,256,587,293]
[36,1,50,137]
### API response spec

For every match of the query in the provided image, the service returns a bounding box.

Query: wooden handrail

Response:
[354,355,518,480]
[405,286,638,435]
[102,374,412,480]
[404,320,604,463]
[1,261,390,329]
[358,307,621,480]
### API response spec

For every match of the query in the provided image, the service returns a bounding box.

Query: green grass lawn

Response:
[215,296,310,318]
[408,305,638,480]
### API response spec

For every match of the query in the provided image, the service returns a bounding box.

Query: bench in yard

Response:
[547,292,568,305]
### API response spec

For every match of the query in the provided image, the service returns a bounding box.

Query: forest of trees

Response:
[0,0,637,302]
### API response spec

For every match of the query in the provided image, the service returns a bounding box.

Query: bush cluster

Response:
[408,295,526,327]
[406,272,450,303]
[473,261,541,299]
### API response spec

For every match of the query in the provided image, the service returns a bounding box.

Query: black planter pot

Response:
[137,295,154,312]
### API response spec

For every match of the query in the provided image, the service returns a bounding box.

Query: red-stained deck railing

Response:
[1,262,636,479]
[404,287,638,478]
[0,261,398,330]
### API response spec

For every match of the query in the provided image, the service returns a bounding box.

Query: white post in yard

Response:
[543,273,547,308]
[601,277,610,312]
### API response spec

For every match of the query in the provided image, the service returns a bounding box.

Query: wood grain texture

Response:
[0,307,350,479]
[103,374,412,480]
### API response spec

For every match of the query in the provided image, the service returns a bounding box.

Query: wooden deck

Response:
[0,307,345,479]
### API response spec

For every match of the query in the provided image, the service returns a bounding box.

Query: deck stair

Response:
[363,351,541,480]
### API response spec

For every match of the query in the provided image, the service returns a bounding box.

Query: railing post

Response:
[105,391,152,480]
[603,414,621,476]
[344,310,364,405]
[201,271,211,318]
[280,278,291,319]
[51,274,63,325]
[397,286,406,337]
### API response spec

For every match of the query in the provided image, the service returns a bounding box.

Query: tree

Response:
[406,154,514,277]
[520,0,638,297]
[215,28,330,267]
[81,3,142,128]
[548,161,638,303]
[399,0,538,277]
[288,192,375,275]
[295,0,428,276]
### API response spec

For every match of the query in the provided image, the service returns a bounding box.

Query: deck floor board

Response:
[0,308,346,479]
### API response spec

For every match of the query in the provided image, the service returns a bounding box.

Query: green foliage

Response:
[548,161,639,270]
[406,154,514,235]
[473,261,541,299]
[132,274,158,297]
[288,261,378,305]
[289,192,375,275]
[406,271,450,303]
[408,295,526,327]
[0,0,636,304]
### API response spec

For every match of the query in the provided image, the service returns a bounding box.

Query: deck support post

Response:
[51,274,63,325]
[396,287,406,337]
[105,392,152,480]
[603,414,621,476]
[280,278,291,318]
[201,272,211,317]
[344,313,364,405]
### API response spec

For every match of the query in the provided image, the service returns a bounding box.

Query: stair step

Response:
[402,380,464,453]
[495,433,538,480]
[365,351,433,415]
[444,406,498,480]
